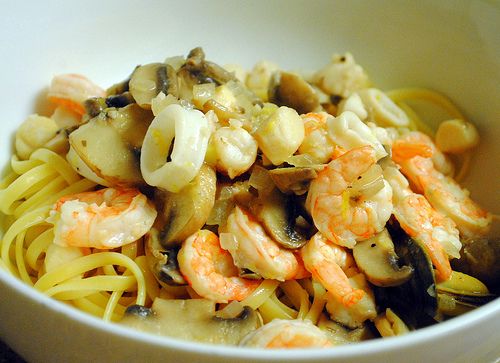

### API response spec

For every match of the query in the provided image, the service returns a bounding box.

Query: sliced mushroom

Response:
[121,298,261,345]
[250,189,307,249]
[84,92,136,118]
[436,271,496,316]
[373,221,438,329]
[353,229,413,287]
[183,47,236,85]
[69,103,153,186]
[269,165,323,195]
[145,229,186,286]
[129,63,178,109]
[269,71,320,114]
[451,237,500,292]
[155,164,217,245]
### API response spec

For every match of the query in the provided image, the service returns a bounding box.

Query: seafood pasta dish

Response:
[0,48,497,348]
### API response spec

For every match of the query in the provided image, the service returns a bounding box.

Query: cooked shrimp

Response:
[392,131,454,176]
[306,145,393,248]
[297,112,336,164]
[48,188,157,249]
[301,233,365,307]
[47,74,106,115]
[324,272,377,328]
[239,319,332,348]
[221,205,308,281]
[392,131,491,238]
[177,229,260,303]
[383,167,457,281]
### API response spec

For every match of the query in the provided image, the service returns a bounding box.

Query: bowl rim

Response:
[1,266,499,360]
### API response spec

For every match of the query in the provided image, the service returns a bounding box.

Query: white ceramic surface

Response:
[0,1,499,362]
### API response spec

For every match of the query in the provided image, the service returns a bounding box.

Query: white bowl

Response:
[1,1,499,362]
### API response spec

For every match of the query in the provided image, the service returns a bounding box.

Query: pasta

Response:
[0,47,497,348]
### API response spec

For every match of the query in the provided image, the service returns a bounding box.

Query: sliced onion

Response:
[350,164,385,199]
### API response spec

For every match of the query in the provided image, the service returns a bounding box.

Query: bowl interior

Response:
[0,1,499,362]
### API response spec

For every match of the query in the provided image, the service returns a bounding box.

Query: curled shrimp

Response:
[239,319,332,348]
[48,188,157,249]
[221,205,309,281]
[301,233,365,307]
[306,145,393,248]
[177,229,260,303]
[384,167,458,281]
[392,131,453,176]
[47,74,106,115]
[392,131,491,238]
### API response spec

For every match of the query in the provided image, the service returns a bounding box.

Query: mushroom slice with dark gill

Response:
[372,221,438,329]
[436,271,496,316]
[269,71,320,114]
[155,164,217,246]
[250,188,307,249]
[121,298,261,345]
[269,165,323,195]
[69,103,153,186]
[353,229,413,287]
[145,228,186,286]
[129,63,178,109]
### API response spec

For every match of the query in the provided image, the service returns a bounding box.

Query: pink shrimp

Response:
[48,187,157,249]
[306,145,393,248]
[47,74,106,115]
[301,233,364,307]
[177,229,260,303]
[384,167,457,282]
[392,131,491,238]
[221,205,309,281]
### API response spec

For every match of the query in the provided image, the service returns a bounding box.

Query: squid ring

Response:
[140,104,210,192]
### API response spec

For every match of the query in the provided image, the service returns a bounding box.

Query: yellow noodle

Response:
[102,265,118,276]
[280,280,311,320]
[30,149,80,184]
[48,178,97,203]
[258,294,296,323]
[305,280,327,324]
[10,156,42,175]
[387,88,465,120]
[15,231,33,285]
[270,292,298,318]
[103,290,125,322]
[0,164,57,215]
[25,228,53,271]
[397,101,435,137]
[89,291,128,315]
[13,176,67,218]
[1,206,51,274]
[298,278,314,297]
[454,152,473,182]
[0,172,18,189]
[73,296,122,321]
[240,279,280,310]
[34,252,146,305]
[44,275,137,297]
[135,255,160,302]
[0,258,9,271]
